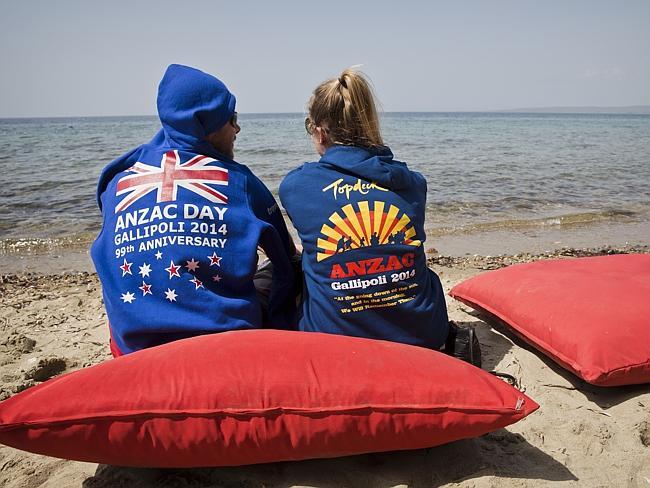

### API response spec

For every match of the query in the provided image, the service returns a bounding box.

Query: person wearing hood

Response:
[279,68,450,351]
[91,64,296,356]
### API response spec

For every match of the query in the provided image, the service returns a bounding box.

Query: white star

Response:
[138,263,152,278]
[154,250,163,260]
[212,274,222,282]
[120,291,136,303]
[186,258,200,272]
[164,288,177,302]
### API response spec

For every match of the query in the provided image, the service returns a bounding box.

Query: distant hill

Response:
[498,105,650,114]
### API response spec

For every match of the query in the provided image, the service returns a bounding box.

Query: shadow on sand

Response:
[82,433,576,488]
[461,311,650,409]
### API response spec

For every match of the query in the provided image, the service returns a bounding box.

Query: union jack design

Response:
[115,150,228,212]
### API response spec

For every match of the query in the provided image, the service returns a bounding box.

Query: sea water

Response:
[1,113,649,272]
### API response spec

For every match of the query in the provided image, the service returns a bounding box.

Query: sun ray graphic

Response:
[316,201,421,262]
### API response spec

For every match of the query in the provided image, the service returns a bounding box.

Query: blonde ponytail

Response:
[308,68,383,148]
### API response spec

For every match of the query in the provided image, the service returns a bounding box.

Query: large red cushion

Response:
[450,254,650,386]
[0,330,537,467]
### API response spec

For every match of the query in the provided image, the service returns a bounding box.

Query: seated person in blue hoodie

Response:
[279,68,452,353]
[91,64,296,356]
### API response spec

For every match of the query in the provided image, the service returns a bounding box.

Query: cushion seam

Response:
[0,404,526,431]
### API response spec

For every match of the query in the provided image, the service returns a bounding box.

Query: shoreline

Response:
[0,242,647,277]
[428,243,650,270]
[3,205,649,273]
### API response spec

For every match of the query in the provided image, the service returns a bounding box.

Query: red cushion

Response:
[0,330,537,467]
[450,254,650,386]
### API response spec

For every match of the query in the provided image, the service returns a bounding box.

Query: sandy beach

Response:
[1,246,649,487]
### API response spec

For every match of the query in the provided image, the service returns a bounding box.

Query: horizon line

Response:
[2,105,650,120]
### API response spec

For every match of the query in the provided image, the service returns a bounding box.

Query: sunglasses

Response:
[230,111,238,127]
[305,117,330,136]
[304,117,314,135]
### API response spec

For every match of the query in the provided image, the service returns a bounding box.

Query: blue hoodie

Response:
[280,145,448,349]
[91,64,295,355]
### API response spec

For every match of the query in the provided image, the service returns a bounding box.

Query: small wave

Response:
[442,138,471,144]
[428,196,545,214]
[570,143,598,149]
[59,143,89,151]
[238,148,287,156]
[0,232,96,255]
[427,209,640,237]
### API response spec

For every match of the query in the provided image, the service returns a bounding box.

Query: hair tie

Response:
[338,76,347,88]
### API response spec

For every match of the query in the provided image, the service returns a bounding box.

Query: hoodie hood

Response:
[318,145,412,190]
[95,64,236,208]
[157,64,237,151]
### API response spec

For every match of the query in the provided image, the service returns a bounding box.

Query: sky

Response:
[1,0,649,117]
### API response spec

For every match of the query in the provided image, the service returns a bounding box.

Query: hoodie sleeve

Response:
[278,166,302,222]
[412,170,428,206]
[246,174,297,328]
[247,173,295,253]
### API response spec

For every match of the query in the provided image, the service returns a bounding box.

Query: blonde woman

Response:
[280,69,475,359]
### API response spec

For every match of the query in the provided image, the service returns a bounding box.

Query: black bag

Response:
[445,321,482,368]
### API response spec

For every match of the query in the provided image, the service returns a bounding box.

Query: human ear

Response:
[316,127,329,145]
